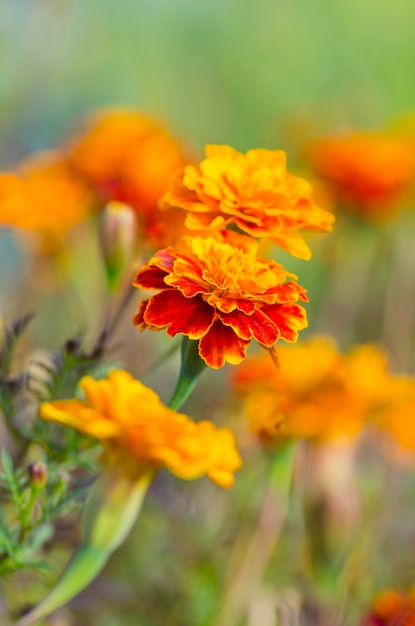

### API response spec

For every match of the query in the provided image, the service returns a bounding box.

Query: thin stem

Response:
[92,279,136,355]
[140,340,181,382]
[14,468,153,626]
[215,443,297,626]
[107,281,136,338]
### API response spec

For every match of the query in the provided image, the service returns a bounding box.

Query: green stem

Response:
[168,338,207,411]
[14,468,153,626]
[215,442,297,626]
[15,543,108,626]
[269,441,297,499]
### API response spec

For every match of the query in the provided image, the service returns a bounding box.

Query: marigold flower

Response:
[67,108,188,247]
[0,153,93,252]
[133,231,308,369]
[361,589,415,625]
[40,370,241,488]
[160,144,334,259]
[308,132,415,220]
[370,375,415,453]
[233,338,396,443]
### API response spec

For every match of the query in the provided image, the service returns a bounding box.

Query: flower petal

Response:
[199,321,249,368]
[247,309,281,346]
[261,303,308,342]
[134,265,168,290]
[141,290,215,339]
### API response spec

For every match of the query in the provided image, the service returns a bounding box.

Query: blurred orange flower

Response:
[361,588,415,625]
[133,231,308,369]
[160,144,334,260]
[308,131,415,220]
[0,153,93,253]
[68,108,188,247]
[372,376,415,453]
[40,370,241,488]
[233,337,397,443]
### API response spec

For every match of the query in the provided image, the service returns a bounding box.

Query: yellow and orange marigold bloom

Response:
[361,589,415,625]
[160,144,334,260]
[0,153,93,252]
[233,337,396,444]
[133,231,308,369]
[40,370,241,488]
[67,108,188,247]
[308,132,415,220]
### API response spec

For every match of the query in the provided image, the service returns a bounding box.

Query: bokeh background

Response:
[2,2,415,625]
[2,0,415,357]
[2,0,415,161]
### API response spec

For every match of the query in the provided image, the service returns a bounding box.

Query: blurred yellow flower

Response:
[233,337,396,444]
[161,144,334,259]
[0,153,93,253]
[40,370,241,488]
[308,131,415,221]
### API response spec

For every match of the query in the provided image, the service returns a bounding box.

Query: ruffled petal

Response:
[134,265,168,290]
[218,310,253,340]
[247,309,281,346]
[141,290,215,339]
[133,299,149,328]
[261,303,308,342]
[271,230,312,260]
[199,321,249,368]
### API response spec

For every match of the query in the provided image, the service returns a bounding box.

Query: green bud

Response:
[99,202,138,292]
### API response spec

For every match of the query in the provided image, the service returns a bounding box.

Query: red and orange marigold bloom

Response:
[133,231,308,369]
[40,370,241,488]
[67,108,188,247]
[160,144,334,260]
[308,131,415,220]
[233,337,398,444]
[361,589,415,626]
[0,152,94,252]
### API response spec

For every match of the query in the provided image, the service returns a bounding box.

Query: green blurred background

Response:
[2,3,415,624]
[1,0,415,165]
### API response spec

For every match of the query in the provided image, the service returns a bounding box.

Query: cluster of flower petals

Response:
[308,131,415,219]
[133,231,308,369]
[160,144,334,260]
[233,337,413,444]
[0,109,189,252]
[361,588,415,626]
[40,370,241,488]
[67,108,188,246]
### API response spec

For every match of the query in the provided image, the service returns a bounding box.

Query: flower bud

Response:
[99,202,138,292]
[28,461,48,488]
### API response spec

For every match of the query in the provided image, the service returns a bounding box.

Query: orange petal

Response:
[199,321,249,368]
[143,290,215,338]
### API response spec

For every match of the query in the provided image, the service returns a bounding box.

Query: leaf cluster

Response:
[0,314,105,579]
